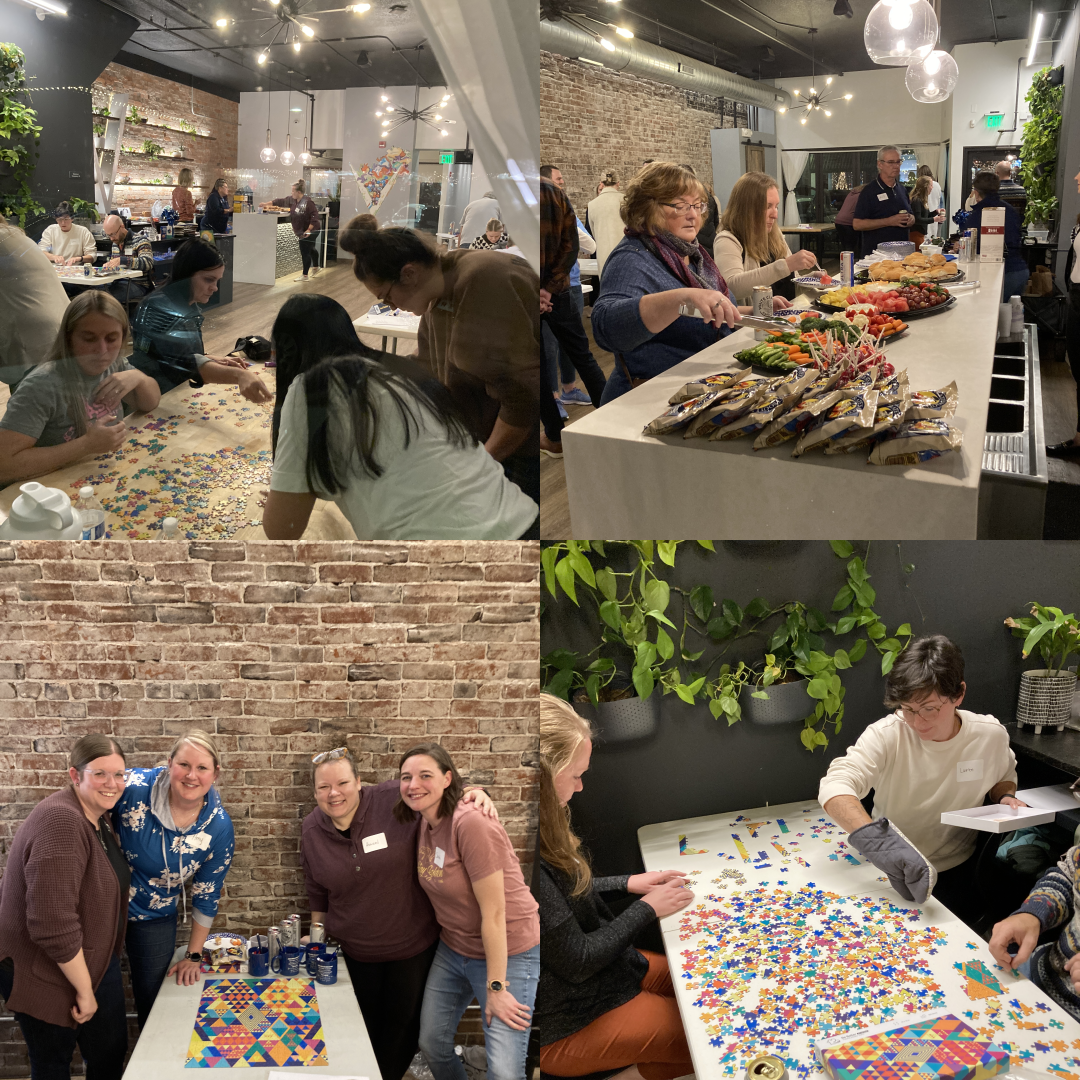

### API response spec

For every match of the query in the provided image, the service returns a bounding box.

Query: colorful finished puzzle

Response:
[184,977,328,1069]
[816,1009,1010,1080]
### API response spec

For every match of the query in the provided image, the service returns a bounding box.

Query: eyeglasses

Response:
[898,697,952,721]
[661,201,706,215]
[85,770,127,784]
[312,747,350,765]
[374,279,398,306]
[880,159,902,166]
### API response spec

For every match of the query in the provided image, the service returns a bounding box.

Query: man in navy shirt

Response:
[853,145,915,255]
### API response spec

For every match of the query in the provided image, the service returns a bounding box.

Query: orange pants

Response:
[539,951,693,1080]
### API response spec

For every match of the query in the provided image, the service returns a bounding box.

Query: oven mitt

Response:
[848,817,937,903]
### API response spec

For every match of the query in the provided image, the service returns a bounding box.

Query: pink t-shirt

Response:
[417,801,539,960]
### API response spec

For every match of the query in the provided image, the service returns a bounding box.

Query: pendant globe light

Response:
[259,76,276,163]
[905,49,959,103]
[298,135,312,166]
[864,0,938,67]
[279,90,296,166]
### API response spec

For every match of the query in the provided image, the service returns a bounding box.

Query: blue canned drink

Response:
[84,264,91,277]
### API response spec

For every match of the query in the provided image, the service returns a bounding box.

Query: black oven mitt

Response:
[848,817,937,903]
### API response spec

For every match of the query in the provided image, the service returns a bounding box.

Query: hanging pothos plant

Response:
[541,540,914,752]
[0,44,43,228]
[1019,65,1064,226]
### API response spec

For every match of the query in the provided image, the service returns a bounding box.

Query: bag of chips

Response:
[867,419,963,466]
[792,390,880,457]
[874,368,910,406]
[753,389,844,449]
[684,380,774,438]
[668,367,752,405]
[769,364,819,408]
[643,389,725,436]
[709,395,790,440]
[837,368,879,398]
[906,379,958,420]
[824,400,908,454]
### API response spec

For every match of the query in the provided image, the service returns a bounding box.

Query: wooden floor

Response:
[541,269,1080,541]
[0,259,417,541]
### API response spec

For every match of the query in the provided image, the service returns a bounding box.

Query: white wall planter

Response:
[1015,668,1077,733]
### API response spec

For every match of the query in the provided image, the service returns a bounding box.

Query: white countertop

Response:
[565,260,1002,538]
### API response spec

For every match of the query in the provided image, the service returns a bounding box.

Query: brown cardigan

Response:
[171,185,196,222]
[0,786,127,1028]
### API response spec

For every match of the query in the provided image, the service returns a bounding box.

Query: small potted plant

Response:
[1004,603,1080,731]
[141,139,163,160]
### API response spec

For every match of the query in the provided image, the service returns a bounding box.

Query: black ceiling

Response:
[545,0,1070,82]
[96,0,444,97]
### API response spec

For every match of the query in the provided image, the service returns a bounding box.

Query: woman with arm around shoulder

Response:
[535,696,695,1080]
[301,747,502,1080]
[110,729,235,1030]
[0,290,160,487]
[712,171,817,306]
[402,742,539,1080]
[0,734,131,1078]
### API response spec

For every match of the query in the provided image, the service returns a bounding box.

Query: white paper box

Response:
[980,206,1005,263]
[940,803,1055,833]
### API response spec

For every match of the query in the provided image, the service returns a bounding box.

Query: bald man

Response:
[995,161,1025,194]
[101,212,154,305]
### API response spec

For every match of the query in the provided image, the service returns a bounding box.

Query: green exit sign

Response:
[986,113,1003,128]
[439,152,454,164]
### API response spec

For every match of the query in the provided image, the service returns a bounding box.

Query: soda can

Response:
[752,285,773,341]
[840,251,854,287]
[745,1056,789,1080]
[84,264,91,277]
[309,922,326,944]
[278,919,293,948]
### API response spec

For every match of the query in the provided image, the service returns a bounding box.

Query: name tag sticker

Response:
[434,846,446,868]
[956,759,984,782]
[362,832,388,853]
[877,192,889,202]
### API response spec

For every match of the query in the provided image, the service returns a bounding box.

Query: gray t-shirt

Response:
[0,358,134,447]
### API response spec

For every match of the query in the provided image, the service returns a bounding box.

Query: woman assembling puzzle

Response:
[818,635,1030,932]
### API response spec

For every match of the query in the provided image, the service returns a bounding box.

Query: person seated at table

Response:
[0,734,130,1080]
[262,293,538,540]
[819,634,1029,932]
[338,215,540,504]
[200,178,232,235]
[590,161,744,404]
[989,846,1080,1019]
[171,168,196,223]
[38,202,98,265]
[398,742,539,1080]
[962,171,1028,301]
[301,747,500,1080]
[260,179,322,281]
[712,171,818,306]
[111,729,234,1030]
[0,290,159,486]
[536,695,695,1080]
[101,211,154,306]
[0,214,69,392]
[471,218,512,251]
[127,237,272,401]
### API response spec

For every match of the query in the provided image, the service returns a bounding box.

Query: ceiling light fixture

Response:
[299,135,312,166]
[614,26,633,38]
[260,84,276,163]
[257,51,267,63]
[25,0,68,12]
[599,36,616,51]
[300,23,314,37]
[293,41,301,51]
[787,28,851,123]
[1027,11,1044,66]
[215,17,228,27]
[374,92,456,134]
[905,48,959,102]
[864,0,938,66]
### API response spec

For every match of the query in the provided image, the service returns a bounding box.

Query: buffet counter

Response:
[231,210,329,286]
[564,260,1003,538]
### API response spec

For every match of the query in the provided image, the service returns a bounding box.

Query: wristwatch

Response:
[486,980,506,993]
[999,793,1014,804]
[186,951,202,963]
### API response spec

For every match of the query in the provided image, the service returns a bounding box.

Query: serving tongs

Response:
[944,279,981,292]
[677,301,793,331]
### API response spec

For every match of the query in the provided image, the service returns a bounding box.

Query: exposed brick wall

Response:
[92,63,238,219]
[541,49,748,214]
[0,540,539,1077]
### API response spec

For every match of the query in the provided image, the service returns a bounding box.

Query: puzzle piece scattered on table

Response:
[955,960,1005,1000]
[680,836,709,855]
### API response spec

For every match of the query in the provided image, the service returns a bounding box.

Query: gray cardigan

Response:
[533,857,656,1046]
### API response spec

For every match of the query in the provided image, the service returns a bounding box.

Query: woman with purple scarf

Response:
[592,161,777,405]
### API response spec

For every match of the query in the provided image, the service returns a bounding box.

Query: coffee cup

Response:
[248,947,269,977]
[271,945,301,976]
[304,942,324,976]
[316,948,338,985]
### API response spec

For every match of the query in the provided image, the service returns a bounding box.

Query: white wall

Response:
[312,89,344,149]
[946,40,1036,212]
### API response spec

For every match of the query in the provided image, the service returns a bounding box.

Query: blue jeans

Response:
[125,914,179,1029]
[419,940,540,1080]
[1003,266,1029,301]
[0,953,127,1080]
[543,285,583,392]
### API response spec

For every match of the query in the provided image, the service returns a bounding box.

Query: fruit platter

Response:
[817,281,955,319]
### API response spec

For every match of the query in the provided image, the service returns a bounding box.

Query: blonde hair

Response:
[621,161,708,235]
[720,171,787,266]
[169,729,221,772]
[178,167,194,187]
[485,218,503,233]
[539,694,594,898]
[46,291,130,441]
[911,175,933,206]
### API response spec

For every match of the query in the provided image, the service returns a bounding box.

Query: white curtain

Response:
[781,151,809,226]
[414,0,539,273]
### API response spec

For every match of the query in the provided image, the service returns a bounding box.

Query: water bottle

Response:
[1010,295,1024,335]
[162,517,179,539]
[74,486,105,540]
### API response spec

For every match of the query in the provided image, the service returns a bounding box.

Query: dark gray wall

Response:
[1,1,137,232]
[541,541,1080,875]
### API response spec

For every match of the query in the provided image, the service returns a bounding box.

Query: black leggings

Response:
[343,939,439,1080]
[1066,286,1080,433]
[299,230,321,275]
